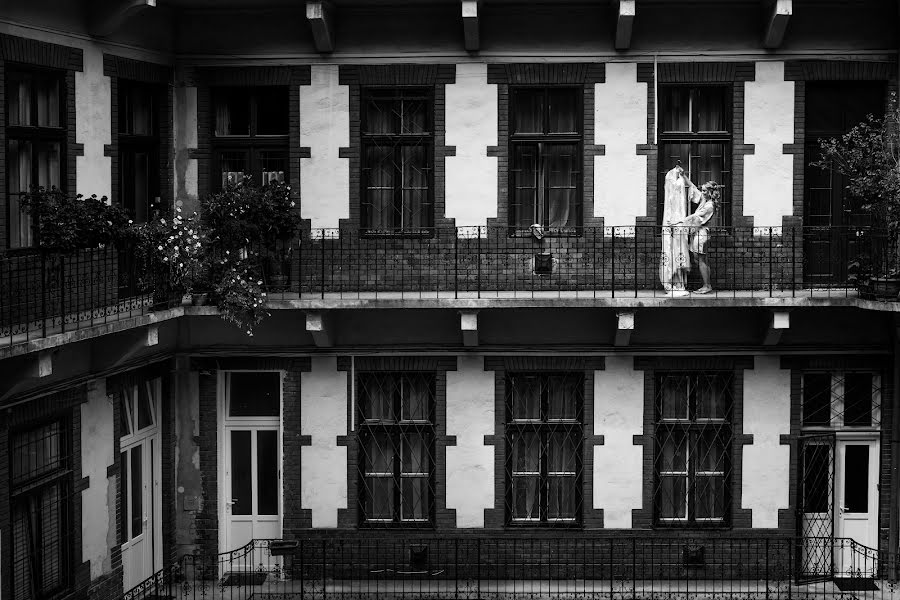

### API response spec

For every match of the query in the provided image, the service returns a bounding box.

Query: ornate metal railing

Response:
[121,536,899,600]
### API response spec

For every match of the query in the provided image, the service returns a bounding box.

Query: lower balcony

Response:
[124,536,896,600]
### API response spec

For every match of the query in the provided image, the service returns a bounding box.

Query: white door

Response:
[220,371,283,566]
[121,380,163,590]
[834,436,880,577]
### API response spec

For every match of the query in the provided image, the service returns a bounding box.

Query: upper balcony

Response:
[0,225,896,355]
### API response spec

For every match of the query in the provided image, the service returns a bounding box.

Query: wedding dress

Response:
[659,167,699,292]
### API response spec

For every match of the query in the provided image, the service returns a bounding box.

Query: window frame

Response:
[10,416,75,600]
[356,371,437,527]
[657,84,733,227]
[800,370,882,430]
[359,87,435,237]
[5,65,67,249]
[653,371,734,528]
[504,371,584,527]
[210,86,290,191]
[508,86,583,232]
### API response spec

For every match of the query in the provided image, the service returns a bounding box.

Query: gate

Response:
[797,433,835,582]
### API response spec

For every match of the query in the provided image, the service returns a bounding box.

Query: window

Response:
[356,372,435,525]
[6,68,66,248]
[361,89,434,234]
[658,86,731,226]
[10,419,73,600]
[505,372,583,524]
[509,88,581,230]
[118,80,162,223]
[802,372,881,428]
[212,87,289,189]
[654,372,733,526]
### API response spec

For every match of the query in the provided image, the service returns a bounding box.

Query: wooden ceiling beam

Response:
[763,0,792,49]
[462,0,481,52]
[307,1,335,53]
[615,0,636,51]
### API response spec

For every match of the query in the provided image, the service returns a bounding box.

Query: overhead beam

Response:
[306,311,333,347]
[615,311,635,347]
[615,1,636,51]
[462,0,482,52]
[306,1,335,53]
[90,0,156,38]
[460,310,479,347]
[763,0,792,49]
[763,309,790,346]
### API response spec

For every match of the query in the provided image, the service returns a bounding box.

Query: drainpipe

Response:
[890,315,900,579]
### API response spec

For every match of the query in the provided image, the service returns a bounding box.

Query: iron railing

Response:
[1,226,896,349]
[122,536,899,600]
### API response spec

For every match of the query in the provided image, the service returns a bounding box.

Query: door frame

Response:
[833,431,880,544]
[217,370,285,555]
[120,378,163,588]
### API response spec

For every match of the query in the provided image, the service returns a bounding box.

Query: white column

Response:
[594,356,644,528]
[445,63,498,229]
[742,355,791,528]
[300,65,350,230]
[76,45,112,198]
[744,61,795,229]
[594,63,647,230]
[446,355,495,528]
[81,380,114,578]
[300,356,349,527]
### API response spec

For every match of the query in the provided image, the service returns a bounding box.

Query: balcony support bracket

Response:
[145,323,159,347]
[763,0,792,49]
[27,350,53,379]
[460,310,479,347]
[306,1,335,53]
[306,311,333,347]
[90,0,156,38]
[462,0,482,51]
[764,309,790,345]
[615,311,635,347]
[615,1,636,51]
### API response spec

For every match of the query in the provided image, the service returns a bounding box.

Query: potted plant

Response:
[136,206,205,305]
[813,93,900,299]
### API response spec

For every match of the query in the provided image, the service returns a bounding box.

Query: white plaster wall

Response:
[300,65,350,229]
[446,355,495,527]
[76,46,112,199]
[593,356,644,528]
[594,63,647,229]
[744,61,795,228]
[300,356,348,527]
[742,355,791,528]
[81,380,114,579]
[445,63,498,228]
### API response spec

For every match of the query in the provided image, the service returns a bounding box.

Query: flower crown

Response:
[701,181,721,204]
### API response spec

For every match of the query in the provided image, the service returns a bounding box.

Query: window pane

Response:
[803,373,832,427]
[658,475,687,519]
[137,384,154,430]
[230,430,252,515]
[843,373,873,427]
[401,478,429,521]
[401,98,427,134]
[513,90,544,134]
[548,90,578,134]
[120,451,129,538]
[8,139,34,248]
[121,389,134,436]
[844,445,869,513]
[37,142,61,189]
[661,88,691,132]
[365,98,395,135]
[260,151,287,185]
[8,76,32,126]
[695,474,726,519]
[546,144,578,228]
[122,151,151,223]
[658,429,687,472]
[363,431,393,474]
[510,375,541,420]
[511,476,541,520]
[215,89,250,136]
[228,372,280,417]
[694,88,727,132]
[510,430,540,474]
[122,87,153,135]
[39,484,65,592]
[360,374,396,422]
[401,144,429,229]
[802,444,831,514]
[363,477,394,520]
[659,375,689,420]
[219,151,247,188]
[696,374,731,419]
[402,433,430,474]
[511,144,539,227]
[547,432,577,474]
[696,429,726,473]
[130,446,143,538]
[257,430,279,515]
[12,421,64,485]
[548,476,577,519]
[36,78,60,128]
[364,145,395,229]
[548,375,579,420]
[401,375,431,421]
[256,87,289,135]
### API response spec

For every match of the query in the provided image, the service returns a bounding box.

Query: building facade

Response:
[0,0,898,598]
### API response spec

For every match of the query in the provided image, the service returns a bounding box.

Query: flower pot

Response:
[864,276,900,300]
[180,293,192,306]
[191,293,209,306]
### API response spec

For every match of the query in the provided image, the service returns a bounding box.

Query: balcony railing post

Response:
[765,537,770,600]
[320,232,326,300]
[41,251,47,339]
[59,254,66,334]
[454,230,458,299]
[632,537,636,600]
[769,227,774,297]
[612,228,616,298]
[477,228,482,299]
[792,225,797,297]
[634,227,638,298]
[322,539,327,600]
[477,537,482,599]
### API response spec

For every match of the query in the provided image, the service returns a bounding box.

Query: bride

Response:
[659,164,700,296]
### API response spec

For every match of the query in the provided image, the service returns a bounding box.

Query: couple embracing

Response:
[659,164,721,297]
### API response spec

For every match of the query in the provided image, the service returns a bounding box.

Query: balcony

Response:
[123,535,896,600]
[1,226,895,351]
